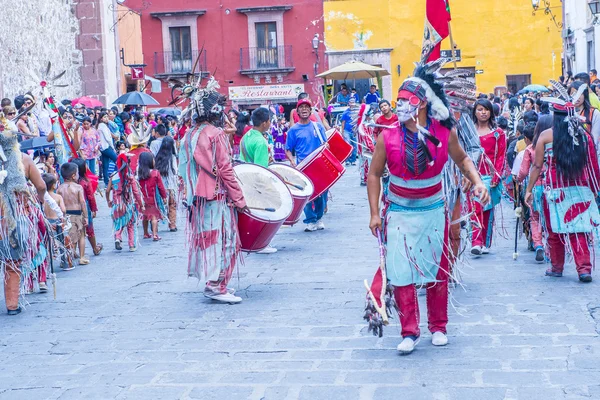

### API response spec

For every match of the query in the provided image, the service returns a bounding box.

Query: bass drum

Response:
[326,128,353,163]
[234,163,293,252]
[297,144,345,201]
[268,163,314,226]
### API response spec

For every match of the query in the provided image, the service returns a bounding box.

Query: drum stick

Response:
[248,206,276,212]
[270,170,305,191]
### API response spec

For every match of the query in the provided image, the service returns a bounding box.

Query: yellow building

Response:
[323,0,563,99]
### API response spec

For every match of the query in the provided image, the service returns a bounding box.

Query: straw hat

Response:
[127,124,151,146]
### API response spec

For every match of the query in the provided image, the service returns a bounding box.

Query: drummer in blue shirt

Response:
[285,98,328,233]
[363,85,381,105]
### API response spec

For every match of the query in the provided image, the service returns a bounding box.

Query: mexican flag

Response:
[421,0,452,62]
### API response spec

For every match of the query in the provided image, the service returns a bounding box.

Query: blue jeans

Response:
[343,130,357,163]
[86,159,96,175]
[100,147,117,185]
[303,192,326,224]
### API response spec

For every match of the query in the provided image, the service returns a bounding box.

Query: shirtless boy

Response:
[42,173,72,270]
[57,163,89,265]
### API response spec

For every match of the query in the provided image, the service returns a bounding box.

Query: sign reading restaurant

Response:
[228,84,305,102]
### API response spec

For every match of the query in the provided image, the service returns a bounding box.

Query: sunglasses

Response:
[7,112,15,116]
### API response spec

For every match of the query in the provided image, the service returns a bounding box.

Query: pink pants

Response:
[529,210,543,249]
[544,203,592,275]
[115,221,136,247]
[470,199,493,248]
[393,226,450,338]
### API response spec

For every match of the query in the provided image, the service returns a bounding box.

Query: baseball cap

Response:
[297,98,312,108]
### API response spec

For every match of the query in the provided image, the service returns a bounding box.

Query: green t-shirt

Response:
[240,128,269,167]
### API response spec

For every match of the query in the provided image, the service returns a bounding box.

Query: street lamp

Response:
[590,0,600,16]
[531,0,563,28]
[312,34,320,76]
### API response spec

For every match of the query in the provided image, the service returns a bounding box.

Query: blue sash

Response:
[545,186,600,233]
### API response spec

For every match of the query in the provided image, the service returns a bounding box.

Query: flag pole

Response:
[448,20,458,70]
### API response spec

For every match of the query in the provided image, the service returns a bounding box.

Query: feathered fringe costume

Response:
[533,81,600,277]
[355,104,376,185]
[111,154,144,248]
[0,122,50,310]
[179,124,245,292]
[468,127,507,249]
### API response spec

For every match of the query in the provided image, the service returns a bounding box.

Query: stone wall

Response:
[0,0,83,102]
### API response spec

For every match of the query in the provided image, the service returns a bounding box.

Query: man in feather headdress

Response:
[178,77,249,304]
[366,57,490,355]
[0,112,47,315]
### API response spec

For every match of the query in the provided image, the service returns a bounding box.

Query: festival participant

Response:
[78,117,100,175]
[97,112,118,186]
[106,153,144,252]
[57,162,89,265]
[240,107,278,254]
[525,83,600,282]
[285,98,328,232]
[138,152,167,241]
[272,116,288,162]
[155,136,178,232]
[356,104,376,186]
[290,93,331,130]
[150,123,167,156]
[178,77,248,304]
[469,99,507,256]
[574,72,600,109]
[373,100,398,138]
[518,116,553,262]
[0,117,47,313]
[127,123,152,175]
[367,59,489,355]
[363,85,381,105]
[72,159,103,257]
[42,173,71,271]
[232,111,251,160]
[240,107,271,167]
[569,81,600,149]
[340,98,359,166]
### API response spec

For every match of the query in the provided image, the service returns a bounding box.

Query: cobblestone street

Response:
[2,166,600,400]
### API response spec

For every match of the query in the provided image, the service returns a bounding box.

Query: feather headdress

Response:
[542,80,587,146]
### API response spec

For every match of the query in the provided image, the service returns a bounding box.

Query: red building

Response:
[124,0,326,112]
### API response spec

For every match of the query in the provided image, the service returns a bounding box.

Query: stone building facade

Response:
[0,0,133,105]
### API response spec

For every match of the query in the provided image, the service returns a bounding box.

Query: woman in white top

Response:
[96,112,119,186]
[154,135,179,231]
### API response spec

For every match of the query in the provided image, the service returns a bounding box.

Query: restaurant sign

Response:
[228,84,305,102]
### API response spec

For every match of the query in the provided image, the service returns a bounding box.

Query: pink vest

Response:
[382,119,450,207]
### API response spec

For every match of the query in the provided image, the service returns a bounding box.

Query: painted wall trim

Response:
[237,6,292,14]
[326,48,393,55]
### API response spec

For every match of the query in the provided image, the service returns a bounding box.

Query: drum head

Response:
[234,163,293,222]
[296,144,326,170]
[268,163,314,197]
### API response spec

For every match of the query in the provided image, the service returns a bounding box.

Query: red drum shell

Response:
[326,129,353,163]
[268,164,314,226]
[234,163,293,252]
[298,146,345,201]
[237,213,284,252]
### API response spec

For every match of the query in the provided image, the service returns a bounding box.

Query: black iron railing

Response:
[153,50,207,75]
[239,45,293,71]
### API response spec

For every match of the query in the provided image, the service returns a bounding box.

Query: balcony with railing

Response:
[239,45,295,75]
[153,50,207,78]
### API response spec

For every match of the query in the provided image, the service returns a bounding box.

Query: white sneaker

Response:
[431,331,448,346]
[305,223,318,232]
[481,247,490,254]
[257,245,277,254]
[205,291,242,304]
[316,220,325,230]
[470,246,482,256]
[39,282,48,293]
[397,337,420,355]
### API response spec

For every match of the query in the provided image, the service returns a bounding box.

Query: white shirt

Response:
[98,122,115,151]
